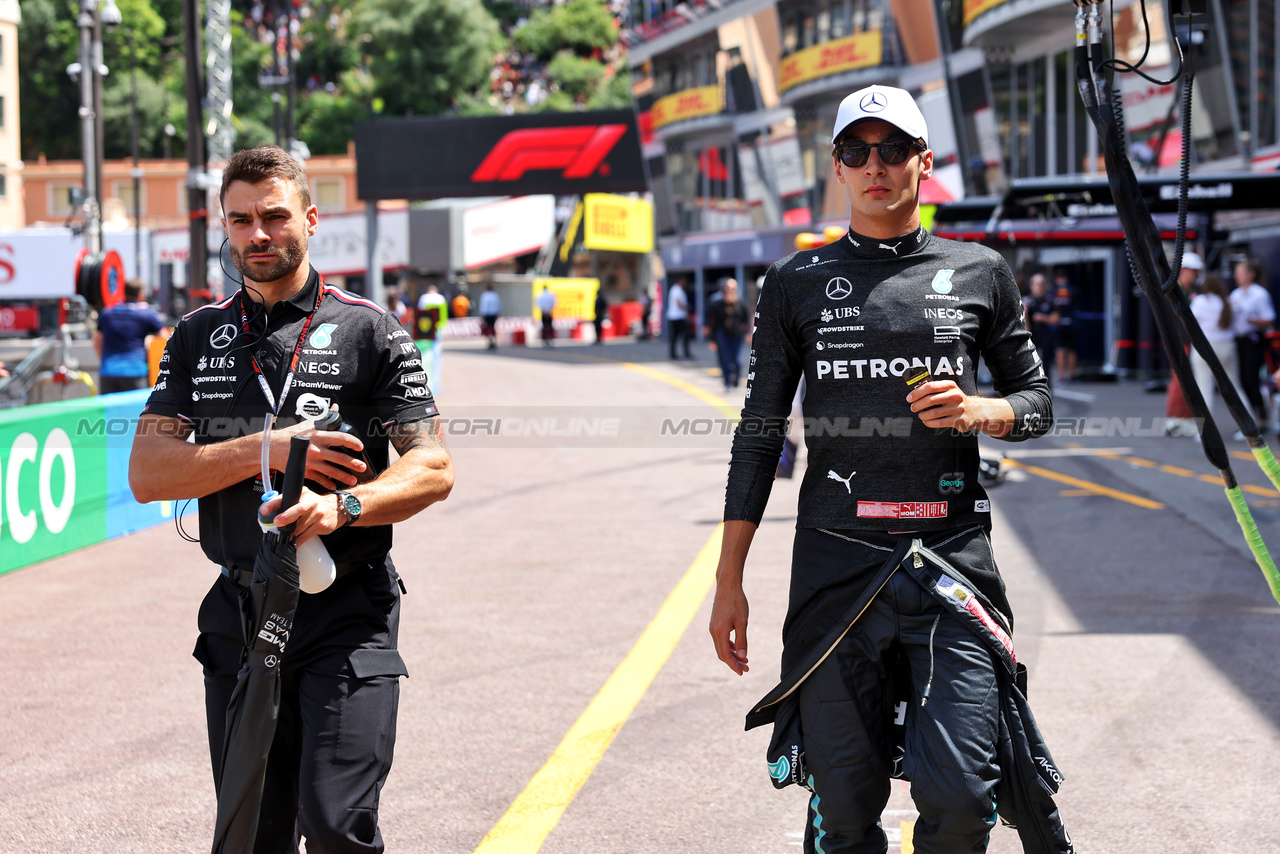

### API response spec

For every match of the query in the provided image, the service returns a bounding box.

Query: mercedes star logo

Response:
[825,277,853,300]
[210,324,237,349]
[860,92,887,113]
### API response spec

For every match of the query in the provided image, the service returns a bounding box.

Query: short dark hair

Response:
[124,279,145,301]
[220,145,312,212]
[1237,257,1264,284]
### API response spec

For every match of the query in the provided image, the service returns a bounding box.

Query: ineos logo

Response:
[210,324,237,349]
[860,92,888,112]
[825,277,853,300]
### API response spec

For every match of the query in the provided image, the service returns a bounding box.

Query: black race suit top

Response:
[143,267,437,570]
[726,226,1051,532]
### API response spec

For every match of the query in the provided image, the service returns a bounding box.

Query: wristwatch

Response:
[334,490,362,528]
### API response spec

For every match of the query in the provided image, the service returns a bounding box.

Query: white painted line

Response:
[1053,388,1096,402]
[1002,447,1133,458]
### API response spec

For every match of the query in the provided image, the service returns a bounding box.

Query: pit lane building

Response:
[625,0,1280,375]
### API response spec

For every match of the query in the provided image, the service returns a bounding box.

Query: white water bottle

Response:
[259,491,337,594]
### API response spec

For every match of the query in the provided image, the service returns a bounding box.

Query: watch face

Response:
[342,493,362,518]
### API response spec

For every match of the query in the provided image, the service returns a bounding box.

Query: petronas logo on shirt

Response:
[932,270,955,294]
[309,323,339,348]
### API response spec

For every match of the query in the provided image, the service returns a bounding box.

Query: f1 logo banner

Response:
[355,109,647,200]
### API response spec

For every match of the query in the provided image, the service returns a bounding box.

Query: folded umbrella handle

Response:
[278,435,311,534]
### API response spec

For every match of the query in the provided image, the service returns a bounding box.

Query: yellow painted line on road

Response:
[1059,489,1098,497]
[621,361,741,420]
[472,525,723,854]
[1117,452,1278,497]
[1004,459,1165,509]
[1030,448,1280,499]
[1159,464,1196,477]
[901,822,915,853]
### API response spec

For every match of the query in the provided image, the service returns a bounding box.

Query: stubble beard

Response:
[230,235,306,285]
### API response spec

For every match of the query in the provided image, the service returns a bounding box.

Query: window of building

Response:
[1224,0,1277,152]
[0,172,7,200]
[113,181,144,215]
[830,0,848,39]
[783,13,799,55]
[0,34,5,68]
[51,185,78,215]
[314,178,343,210]
[817,3,831,44]
[0,95,6,131]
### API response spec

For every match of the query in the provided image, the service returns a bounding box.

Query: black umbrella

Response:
[210,434,311,854]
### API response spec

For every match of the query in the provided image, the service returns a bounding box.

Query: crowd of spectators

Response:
[485,1,629,114]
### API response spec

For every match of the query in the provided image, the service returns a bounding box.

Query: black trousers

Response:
[100,374,149,394]
[1236,334,1270,426]
[195,557,407,854]
[793,531,1001,854]
[668,318,691,358]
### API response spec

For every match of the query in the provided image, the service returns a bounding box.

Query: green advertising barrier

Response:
[0,390,194,577]
[0,395,109,576]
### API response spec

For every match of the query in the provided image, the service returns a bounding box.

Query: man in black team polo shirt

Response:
[709,87,1065,853]
[129,146,454,853]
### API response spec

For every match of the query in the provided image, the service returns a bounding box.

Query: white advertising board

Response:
[307,208,408,276]
[0,229,144,301]
[463,195,555,270]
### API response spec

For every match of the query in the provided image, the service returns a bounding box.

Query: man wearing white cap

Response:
[710,85,1070,853]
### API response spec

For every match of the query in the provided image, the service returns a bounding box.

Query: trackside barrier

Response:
[0,389,194,577]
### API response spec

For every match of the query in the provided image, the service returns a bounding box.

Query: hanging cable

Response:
[1073,0,1280,604]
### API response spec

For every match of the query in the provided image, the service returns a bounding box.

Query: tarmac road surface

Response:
[1,337,1277,853]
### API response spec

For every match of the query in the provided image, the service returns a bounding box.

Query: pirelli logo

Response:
[857,501,948,519]
[471,125,628,183]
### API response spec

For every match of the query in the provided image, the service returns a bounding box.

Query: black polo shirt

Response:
[143,267,437,570]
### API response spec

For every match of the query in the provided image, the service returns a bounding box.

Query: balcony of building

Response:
[773,0,907,106]
[625,0,783,65]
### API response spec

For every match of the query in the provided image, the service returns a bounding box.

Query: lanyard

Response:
[237,276,325,415]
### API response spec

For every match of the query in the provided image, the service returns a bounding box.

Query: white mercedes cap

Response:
[832,85,929,147]
[1182,251,1205,271]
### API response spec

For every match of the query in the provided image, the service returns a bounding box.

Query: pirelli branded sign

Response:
[355,109,647,200]
[582,194,654,254]
[778,32,882,94]
[650,85,723,130]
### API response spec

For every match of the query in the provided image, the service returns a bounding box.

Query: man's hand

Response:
[907,380,1013,438]
[709,574,750,675]
[271,418,366,489]
[264,487,343,544]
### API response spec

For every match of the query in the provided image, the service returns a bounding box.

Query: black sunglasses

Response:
[835,138,925,168]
